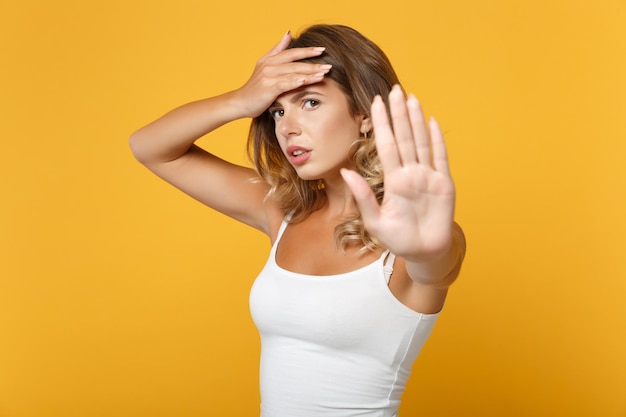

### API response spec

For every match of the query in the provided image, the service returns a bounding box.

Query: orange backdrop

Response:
[1,0,625,416]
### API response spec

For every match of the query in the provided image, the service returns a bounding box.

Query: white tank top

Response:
[249,217,440,417]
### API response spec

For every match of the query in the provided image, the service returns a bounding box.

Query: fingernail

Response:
[320,64,332,71]
[407,93,420,106]
[313,47,326,52]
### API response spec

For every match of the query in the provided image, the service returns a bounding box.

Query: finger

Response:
[266,46,327,66]
[429,117,451,175]
[267,62,332,78]
[274,71,328,92]
[266,31,293,57]
[388,84,418,165]
[371,95,401,171]
[340,169,381,229]
[406,94,431,167]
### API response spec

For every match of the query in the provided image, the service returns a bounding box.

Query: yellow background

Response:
[1,0,625,416]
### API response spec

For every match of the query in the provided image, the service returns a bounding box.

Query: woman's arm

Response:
[129,32,331,233]
[129,92,272,232]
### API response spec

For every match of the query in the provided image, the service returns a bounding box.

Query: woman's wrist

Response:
[404,223,466,286]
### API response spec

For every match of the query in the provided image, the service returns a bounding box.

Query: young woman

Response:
[130,24,466,417]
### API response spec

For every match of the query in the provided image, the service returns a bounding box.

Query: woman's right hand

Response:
[233,31,332,118]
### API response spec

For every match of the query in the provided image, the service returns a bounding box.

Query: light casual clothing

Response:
[249,217,439,417]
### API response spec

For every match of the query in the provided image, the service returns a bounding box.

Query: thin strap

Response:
[274,210,294,246]
[383,252,396,284]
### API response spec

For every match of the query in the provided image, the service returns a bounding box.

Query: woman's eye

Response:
[303,99,320,109]
[270,108,284,119]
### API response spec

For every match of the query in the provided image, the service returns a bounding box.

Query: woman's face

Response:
[269,79,366,182]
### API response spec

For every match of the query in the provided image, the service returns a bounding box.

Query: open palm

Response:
[342,85,456,262]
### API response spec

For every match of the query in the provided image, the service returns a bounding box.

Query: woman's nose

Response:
[277,112,301,137]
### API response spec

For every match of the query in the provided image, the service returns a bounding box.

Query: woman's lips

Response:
[286,146,311,165]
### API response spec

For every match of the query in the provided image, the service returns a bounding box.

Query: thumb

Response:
[340,169,381,225]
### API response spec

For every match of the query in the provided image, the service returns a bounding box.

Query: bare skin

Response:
[129,31,465,315]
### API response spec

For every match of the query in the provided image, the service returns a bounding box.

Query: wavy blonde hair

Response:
[247,24,400,251]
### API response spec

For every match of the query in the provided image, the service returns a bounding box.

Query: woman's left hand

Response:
[341,85,456,263]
